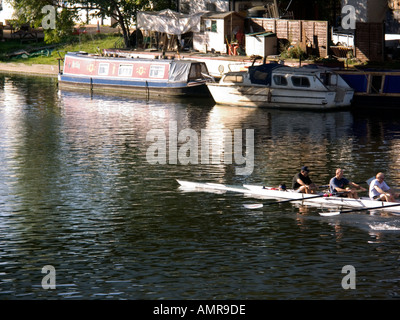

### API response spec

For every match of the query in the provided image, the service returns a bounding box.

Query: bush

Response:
[279,44,307,60]
[43,8,76,44]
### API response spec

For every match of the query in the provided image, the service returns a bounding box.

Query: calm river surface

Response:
[1,73,400,300]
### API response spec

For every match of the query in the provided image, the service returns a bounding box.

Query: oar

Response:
[319,202,400,216]
[243,193,332,209]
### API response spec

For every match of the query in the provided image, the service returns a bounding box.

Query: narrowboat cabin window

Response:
[292,76,310,87]
[224,75,244,83]
[118,64,133,77]
[98,63,109,76]
[273,75,287,86]
[149,65,165,78]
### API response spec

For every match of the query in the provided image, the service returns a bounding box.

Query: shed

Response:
[245,32,277,57]
[193,11,245,54]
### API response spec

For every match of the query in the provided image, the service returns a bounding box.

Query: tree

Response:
[79,0,151,48]
[10,0,77,43]
[9,0,167,47]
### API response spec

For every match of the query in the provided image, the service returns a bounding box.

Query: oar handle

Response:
[264,192,342,206]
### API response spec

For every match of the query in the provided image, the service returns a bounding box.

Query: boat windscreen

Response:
[249,63,280,85]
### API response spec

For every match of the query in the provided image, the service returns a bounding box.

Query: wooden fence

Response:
[248,18,329,57]
[354,22,384,62]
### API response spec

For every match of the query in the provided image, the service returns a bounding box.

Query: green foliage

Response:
[0,33,124,64]
[9,0,77,44]
[43,8,77,44]
[280,44,307,60]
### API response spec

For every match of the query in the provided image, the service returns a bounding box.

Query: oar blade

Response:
[319,211,341,216]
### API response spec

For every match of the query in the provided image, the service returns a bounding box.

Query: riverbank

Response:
[0,62,59,77]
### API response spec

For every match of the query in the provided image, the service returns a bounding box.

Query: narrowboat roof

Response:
[65,52,204,65]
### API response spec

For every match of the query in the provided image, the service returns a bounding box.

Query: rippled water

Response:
[1,74,400,299]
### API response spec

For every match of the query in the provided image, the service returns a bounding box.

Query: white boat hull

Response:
[207,83,353,110]
[177,180,400,213]
[243,185,400,212]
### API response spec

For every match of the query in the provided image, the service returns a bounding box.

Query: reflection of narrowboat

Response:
[58,52,213,97]
[207,63,354,110]
[337,69,400,107]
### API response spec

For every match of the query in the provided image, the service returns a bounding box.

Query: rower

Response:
[292,166,317,194]
[369,172,399,202]
[329,168,366,199]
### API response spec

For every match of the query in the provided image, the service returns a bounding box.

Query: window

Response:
[188,63,208,81]
[118,64,133,77]
[291,76,310,87]
[149,65,165,78]
[273,75,287,86]
[224,75,244,83]
[205,20,217,32]
[98,63,109,76]
[211,20,217,32]
[253,70,268,81]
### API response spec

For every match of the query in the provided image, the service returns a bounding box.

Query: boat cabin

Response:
[221,64,350,90]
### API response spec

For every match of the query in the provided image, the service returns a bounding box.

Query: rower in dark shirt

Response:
[292,166,317,194]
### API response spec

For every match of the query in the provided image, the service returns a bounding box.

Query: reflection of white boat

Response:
[206,63,354,110]
[177,180,400,214]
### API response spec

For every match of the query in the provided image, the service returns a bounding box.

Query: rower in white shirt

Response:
[369,172,399,202]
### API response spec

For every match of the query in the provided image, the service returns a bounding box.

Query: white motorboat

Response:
[206,63,354,110]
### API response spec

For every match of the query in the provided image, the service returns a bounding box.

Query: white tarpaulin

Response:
[137,9,203,35]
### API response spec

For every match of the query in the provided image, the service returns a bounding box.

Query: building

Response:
[341,0,387,23]
[0,0,13,24]
[193,11,245,54]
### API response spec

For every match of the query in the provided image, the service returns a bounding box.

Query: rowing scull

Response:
[177,180,400,213]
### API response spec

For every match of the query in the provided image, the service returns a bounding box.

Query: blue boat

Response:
[337,69,400,108]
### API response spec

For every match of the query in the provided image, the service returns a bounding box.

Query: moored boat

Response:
[336,69,400,108]
[177,180,400,213]
[206,63,354,110]
[58,52,214,97]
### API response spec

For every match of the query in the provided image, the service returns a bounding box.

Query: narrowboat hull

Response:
[337,69,400,108]
[58,74,210,97]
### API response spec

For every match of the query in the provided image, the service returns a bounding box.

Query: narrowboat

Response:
[336,69,400,108]
[206,63,354,110]
[58,52,213,97]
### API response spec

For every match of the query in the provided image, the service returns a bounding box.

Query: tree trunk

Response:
[115,9,131,48]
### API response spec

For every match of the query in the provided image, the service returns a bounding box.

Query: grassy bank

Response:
[0,33,125,65]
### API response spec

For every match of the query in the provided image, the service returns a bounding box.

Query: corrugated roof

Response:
[202,11,245,20]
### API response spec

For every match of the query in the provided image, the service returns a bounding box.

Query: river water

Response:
[1,73,400,300]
